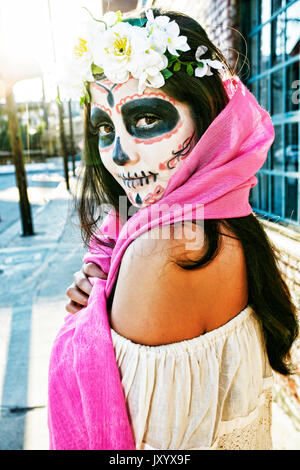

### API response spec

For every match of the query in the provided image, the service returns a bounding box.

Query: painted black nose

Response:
[112,137,130,166]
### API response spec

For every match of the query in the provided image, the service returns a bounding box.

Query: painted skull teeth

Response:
[119,171,158,189]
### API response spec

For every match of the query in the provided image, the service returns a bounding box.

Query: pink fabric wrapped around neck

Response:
[47,76,275,450]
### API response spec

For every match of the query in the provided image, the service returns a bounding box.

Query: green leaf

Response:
[196,61,204,68]
[122,18,147,27]
[115,11,123,22]
[91,63,104,75]
[173,61,181,72]
[161,69,173,80]
[80,90,91,106]
[167,54,178,66]
[186,63,194,76]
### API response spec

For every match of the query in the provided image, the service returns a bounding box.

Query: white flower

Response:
[206,59,225,70]
[145,9,190,56]
[195,45,224,77]
[137,70,164,95]
[75,17,106,61]
[92,22,137,83]
[103,11,122,27]
[133,50,168,94]
[73,38,94,79]
[57,16,106,101]
[195,61,213,78]
[195,45,208,61]
[61,12,227,103]
[57,26,95,100]
[56,57,89,100]
[69,18,106,80]
[92,21,168,89]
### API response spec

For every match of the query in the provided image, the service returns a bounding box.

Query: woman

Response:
[49,8,298,450]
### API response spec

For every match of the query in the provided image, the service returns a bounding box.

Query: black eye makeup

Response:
[90,106,115,148]
[121,98,180,139]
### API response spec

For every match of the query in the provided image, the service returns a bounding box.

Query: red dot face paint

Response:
[90,78,197,209]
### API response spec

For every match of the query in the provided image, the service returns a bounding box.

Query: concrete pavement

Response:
[0,178,85,449]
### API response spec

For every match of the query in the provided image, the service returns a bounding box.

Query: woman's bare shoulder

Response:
[109,221,248,346]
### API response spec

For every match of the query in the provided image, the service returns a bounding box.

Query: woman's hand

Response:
[65,262,108,314]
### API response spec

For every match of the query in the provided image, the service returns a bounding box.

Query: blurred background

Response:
[0,0,299,450]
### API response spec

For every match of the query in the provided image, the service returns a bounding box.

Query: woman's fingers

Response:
[66,283,89,306]
[64,263,108,315]
[83,262,107,279]
[65,300,83,314]
[73,270,93,295]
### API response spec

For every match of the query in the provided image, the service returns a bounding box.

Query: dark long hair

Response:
[76,8,298,376]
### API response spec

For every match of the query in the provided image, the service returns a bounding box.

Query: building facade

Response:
[139,0,299,227]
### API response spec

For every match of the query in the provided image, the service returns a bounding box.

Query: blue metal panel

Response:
[244,0,300,225]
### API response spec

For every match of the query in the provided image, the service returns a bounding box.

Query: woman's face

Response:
[90,78,197,208]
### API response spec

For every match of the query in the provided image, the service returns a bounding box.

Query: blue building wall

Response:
[243,0,300,226]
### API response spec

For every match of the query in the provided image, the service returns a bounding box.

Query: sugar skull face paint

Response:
[90,78,197,208]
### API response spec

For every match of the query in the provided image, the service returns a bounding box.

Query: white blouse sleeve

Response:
[111,305,274,450]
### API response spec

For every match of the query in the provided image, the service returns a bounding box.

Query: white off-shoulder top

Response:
[110,305,274,450]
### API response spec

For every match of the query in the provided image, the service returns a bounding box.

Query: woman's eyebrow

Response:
[116,92,176,114]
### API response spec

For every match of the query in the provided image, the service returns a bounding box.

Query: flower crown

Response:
[62,9,225,104]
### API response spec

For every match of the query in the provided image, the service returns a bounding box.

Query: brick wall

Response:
[261,219,300,432]
[102,0,138,13]
[151,0,243,74]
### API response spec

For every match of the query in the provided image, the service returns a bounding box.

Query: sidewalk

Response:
[0,178,85,450]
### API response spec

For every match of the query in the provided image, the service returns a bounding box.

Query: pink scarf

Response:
[47,76,275,450]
